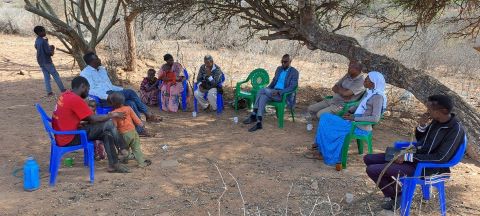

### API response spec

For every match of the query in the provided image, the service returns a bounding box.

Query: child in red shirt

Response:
[109,93,152,167]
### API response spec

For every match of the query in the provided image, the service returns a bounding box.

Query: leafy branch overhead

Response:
[24,0,122,69]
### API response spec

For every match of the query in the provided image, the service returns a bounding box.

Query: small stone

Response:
[310,180,319,190]
[18,70,25,75]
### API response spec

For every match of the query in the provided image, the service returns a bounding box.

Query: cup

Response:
[192,111,197,118]
[64,157,74,167]
[233,117,238,124]
[307,123,313,131]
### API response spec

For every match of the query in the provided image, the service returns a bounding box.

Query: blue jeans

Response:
[115,89,148,134]
[39,63,66,94]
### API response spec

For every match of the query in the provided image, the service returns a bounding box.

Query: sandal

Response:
[303,152,323,160]
[308,144,318,151]
[108,164,130,173]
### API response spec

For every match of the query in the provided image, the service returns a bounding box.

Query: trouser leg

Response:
[207,88,217,110]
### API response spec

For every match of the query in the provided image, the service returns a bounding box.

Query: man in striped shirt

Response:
[364,95,466,211]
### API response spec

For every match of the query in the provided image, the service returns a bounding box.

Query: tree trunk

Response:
[289,20,480,160]
[124,11,139,72]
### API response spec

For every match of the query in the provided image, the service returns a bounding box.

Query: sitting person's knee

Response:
[194,90,203,97]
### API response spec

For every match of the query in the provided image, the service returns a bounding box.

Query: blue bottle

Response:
[23,156,40,191]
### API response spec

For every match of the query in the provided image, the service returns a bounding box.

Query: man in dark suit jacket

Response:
[243,54,299,132]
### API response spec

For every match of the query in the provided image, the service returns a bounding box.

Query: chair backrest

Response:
[35,103,57,146]
[183,68,189,80]
[249,68,270,90]
[415,135,467,176]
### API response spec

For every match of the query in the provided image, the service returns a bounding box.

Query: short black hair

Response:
[109,92,125,107]
[164,54,173,61]
[83,52,97,65]
[282,54,291,59]
[428,95,454,113]
[71,76,89,89]
[33,26,45,35]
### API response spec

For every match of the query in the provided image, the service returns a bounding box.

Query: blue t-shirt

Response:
[35,37,53,65]
[274,68,289,90]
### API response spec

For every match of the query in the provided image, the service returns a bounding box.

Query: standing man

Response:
[307,60,365,119]
[243,54,299,132]
[33,26,66,96]
[194,55,224,112]
[52,76,130,173]
[364,95,465,211]
[80,52,161,131]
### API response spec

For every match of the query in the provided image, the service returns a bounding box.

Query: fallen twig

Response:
[285,183,294,216]
[228,172,246,216]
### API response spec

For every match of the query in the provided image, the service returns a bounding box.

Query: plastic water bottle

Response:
[233,117,238,124]
[192,111,197,118]
[23,156,40,191]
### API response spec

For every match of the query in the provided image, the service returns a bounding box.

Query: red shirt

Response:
[52,91,93,146]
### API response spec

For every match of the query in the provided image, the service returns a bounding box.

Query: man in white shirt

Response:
[80,53,161,125]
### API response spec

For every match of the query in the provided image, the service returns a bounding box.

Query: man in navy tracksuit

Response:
[34,26,66,96]
[364,95,466,210]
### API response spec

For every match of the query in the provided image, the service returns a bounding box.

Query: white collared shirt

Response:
[80,65,123,99]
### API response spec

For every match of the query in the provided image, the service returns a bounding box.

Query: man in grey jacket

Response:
[243,54,299,132]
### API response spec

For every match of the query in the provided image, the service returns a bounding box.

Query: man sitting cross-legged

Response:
[243,54,299,132]
[306,60,365,120]
[80,52,160,136]
[364,95,466,211]
[52,76,130,173]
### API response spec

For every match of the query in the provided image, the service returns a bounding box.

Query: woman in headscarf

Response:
[158,54,186,112]
[139,69,160,106]
[309,71,387,166]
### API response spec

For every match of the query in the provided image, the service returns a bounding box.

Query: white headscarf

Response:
[354,71,387,115]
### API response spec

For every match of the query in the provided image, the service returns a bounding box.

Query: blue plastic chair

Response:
[394,135,467,216]
[88,94,113,114]
[194,73,226,114]
[35,104,94,186]
[158,68,189,112]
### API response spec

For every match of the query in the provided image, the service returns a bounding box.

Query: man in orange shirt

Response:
[109,92,152,167]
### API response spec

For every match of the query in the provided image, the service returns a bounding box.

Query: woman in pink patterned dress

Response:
[158,54,185,112]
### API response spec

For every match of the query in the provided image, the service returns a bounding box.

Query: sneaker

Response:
[243,114,256,124]
[248,122,263,132]
[381,197,401,211]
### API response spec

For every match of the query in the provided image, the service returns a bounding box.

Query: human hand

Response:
[418,113,431,126]
[394,155,404,164]
[109,112,126,119]
[50,45,55,50]
[343,114,354,120]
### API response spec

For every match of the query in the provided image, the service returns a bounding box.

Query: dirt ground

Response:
[1,35,480,216]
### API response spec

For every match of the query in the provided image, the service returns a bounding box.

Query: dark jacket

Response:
[267,66,299,108]
[413,114,465,176]
[197,64,223,91]
[35,37,53,65]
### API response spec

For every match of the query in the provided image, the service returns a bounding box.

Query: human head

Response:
[109,92,125,109]
[147,69,156,79]
[164,54,174,66]
[71,76,90,99]
[204,55,214,68]
[281,54,292,69]
[87,100,97,113]
[83,52,102,69]
[348,60,362,78]
[33,26,46,37]
[426,95,453,120]
[364,71,386,91]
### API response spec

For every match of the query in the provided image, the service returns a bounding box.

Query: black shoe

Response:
[248,122,262,132]
[243,114,256,124]
[381,198,401,211]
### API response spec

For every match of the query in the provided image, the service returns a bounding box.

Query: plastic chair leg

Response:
[234,96,239,112]
[49,152,60,186]
[435,182,447,216]
[341,135,353,169]
[367,135,373,154]
[88,144,95,184]
[400,180,416,216]
[356,139,364,154]
[217,93,223,114]
[83,146,88,166]
[158,91,163,111]
[277,106,285,128]
[422,184,431,200]
[181,90,187,111]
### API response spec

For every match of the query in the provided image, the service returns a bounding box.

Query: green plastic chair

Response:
[267,86,298,128]
[234,68,270,111]
[340,121,378,169]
